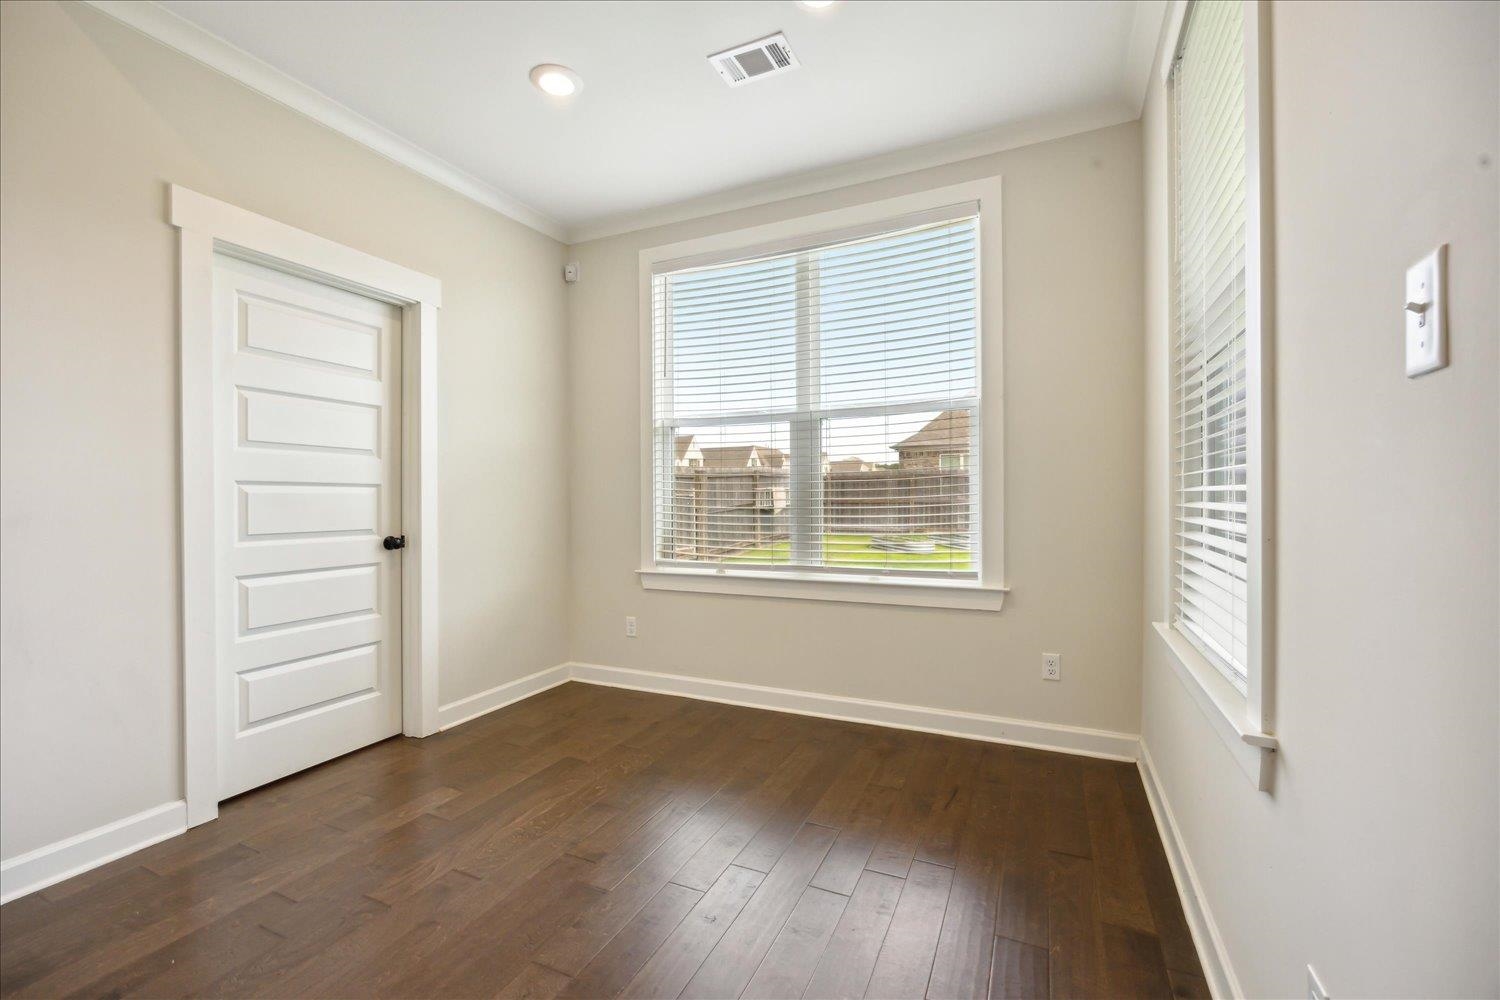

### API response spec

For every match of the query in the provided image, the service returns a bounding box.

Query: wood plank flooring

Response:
[0,683,1205,999]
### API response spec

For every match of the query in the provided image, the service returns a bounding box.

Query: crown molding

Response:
[567,103,1138,245]
[80,0,568,242]
[1122,0,1171,115]
[82,0,1161,248]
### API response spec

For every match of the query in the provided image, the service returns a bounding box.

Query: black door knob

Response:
[383,535,407,550]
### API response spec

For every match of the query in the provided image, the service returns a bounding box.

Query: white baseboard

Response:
[0,662,1140,908]
[446,660,1142,762]
[436,663,572,731]
[1136,741,1240,999]
[0,664,572,905]
[0,800,187,905]
[566,661,1141,762]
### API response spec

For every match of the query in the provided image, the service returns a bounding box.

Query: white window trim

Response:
[171,185,442,828]
[639,568,1007,611]
[1154,0,1278,790]
[637,177,1007,610]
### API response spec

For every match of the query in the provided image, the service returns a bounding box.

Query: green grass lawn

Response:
[725,533,972,571]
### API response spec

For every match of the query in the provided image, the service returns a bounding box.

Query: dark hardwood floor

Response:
[0,683,1207,999]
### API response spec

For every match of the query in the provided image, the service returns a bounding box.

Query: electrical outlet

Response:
[1043,653,1061,681]
[1307,965,1329,1000]
[624,616,637,638]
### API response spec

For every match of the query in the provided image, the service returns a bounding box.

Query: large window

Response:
[649,210,981,584]
[1169,0,1259,695]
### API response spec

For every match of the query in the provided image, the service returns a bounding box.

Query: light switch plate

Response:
[1405,244,1447,377]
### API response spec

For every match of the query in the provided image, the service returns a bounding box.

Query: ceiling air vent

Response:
[708,32,799,88]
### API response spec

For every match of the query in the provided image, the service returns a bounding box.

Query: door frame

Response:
[170,185,442,827]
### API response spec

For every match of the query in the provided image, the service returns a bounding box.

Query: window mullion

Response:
[790,251,822,567]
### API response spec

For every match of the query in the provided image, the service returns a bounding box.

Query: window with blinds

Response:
[1170,0,1250,692]
[650,211,980,579]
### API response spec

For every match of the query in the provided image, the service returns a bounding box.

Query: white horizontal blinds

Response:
[1171,0,1250,691]
[652,216,980,576]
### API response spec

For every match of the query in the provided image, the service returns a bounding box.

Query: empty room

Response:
[1,1,1496,998]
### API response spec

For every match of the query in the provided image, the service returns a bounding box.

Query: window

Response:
[648,210,981,585]
[1168,0,1267,700]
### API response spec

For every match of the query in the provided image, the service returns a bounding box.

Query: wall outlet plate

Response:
[1043,653,1061,681]
[624,616,637,638]
[1405,244,1446,377]
[1307,965,1330,1000]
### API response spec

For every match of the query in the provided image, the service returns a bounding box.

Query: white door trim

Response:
[171,185,441,828]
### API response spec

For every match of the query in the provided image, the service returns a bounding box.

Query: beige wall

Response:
[566,122,1145,736]
[8,7,1493,993]
[0,2,570,859]
[1140,2,1499,996]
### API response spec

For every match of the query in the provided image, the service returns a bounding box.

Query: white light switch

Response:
[1405,245,1447,377]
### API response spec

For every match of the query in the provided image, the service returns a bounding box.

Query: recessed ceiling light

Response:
[529,64,581,98]
[796,0,837,8]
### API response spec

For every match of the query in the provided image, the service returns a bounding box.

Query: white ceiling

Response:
[137,0,1163,241]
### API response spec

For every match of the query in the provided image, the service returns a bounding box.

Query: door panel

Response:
[239,484,379,538]
[240,645,380,725]
[240,389,380,453]
[238,565,379,631]
[214,255,402,799]
[241,296,381,372]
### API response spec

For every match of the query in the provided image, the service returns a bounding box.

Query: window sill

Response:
[639,567,1008,611]
[1152,621,1277,790]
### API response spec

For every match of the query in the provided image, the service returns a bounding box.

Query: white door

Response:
[213,255,403,799]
